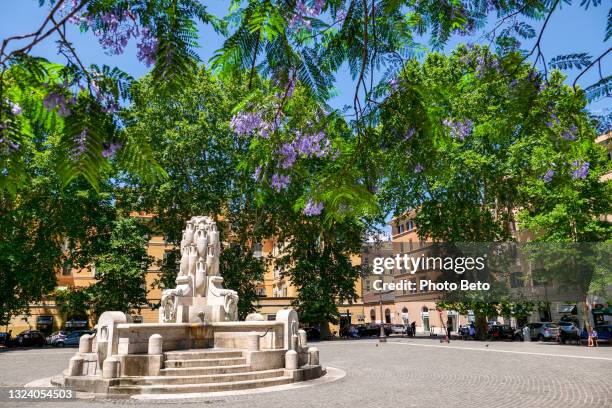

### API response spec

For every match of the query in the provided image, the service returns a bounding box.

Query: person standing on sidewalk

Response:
[411,321,416,337]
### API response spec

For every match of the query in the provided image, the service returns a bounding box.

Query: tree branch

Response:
[0,0,87,67]
[572,47,611,89]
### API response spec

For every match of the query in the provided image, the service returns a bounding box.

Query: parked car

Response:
[64,319,88,330]
[557,321,581,344]
[389,325,409,335]
[14,330,46,347]
[52,330,92,347]
[0,332,10,346]
[303,327,320,341]
[357,324,390,337]
[580,325,612,345]
[488,323,520,340]
[46,331,67,344]
[527,322,560,341]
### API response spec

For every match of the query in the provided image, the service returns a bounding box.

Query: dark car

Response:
[52,330,92,347]
[557,321,581,344]
[303,327,320,341]
[580,325,612,345]
[488,324,518,340]
[357,324,391,337]
[14,330,46,347]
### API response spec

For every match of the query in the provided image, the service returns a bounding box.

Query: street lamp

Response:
[379,287,387,343]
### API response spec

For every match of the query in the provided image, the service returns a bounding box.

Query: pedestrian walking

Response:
[411,321,416,337]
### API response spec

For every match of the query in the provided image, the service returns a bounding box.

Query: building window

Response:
[410,280,417,294]
[256,287,266,297]
[421,306,430,332]
[62,263,72,276]
[419,280,427,292]
[385,308,391,324]
[407,220,414,231]
[398,224,405,234]
[370,309,376,323]
[253,243,263,258]
[267,315,276,321]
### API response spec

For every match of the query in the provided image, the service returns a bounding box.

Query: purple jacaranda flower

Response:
[443,118,473,140]
[303,199,324,216]
[259,119,278,138]
[278,142,298,169]
[6,99,21,115]
[404,127,415,140]
[571,161,589,180]
[313,0,325,15]
[101,142,122,158]
[137,27,157,67]
[289,0,324,29]
[253,166,262,181]
[294,131,329,157]
[509,79,518,88]
[562,124,578,141]
[561,130,576,141]
[43,92,71,117]
[0,137,20,153]
[545,113,559,128]
[389,78,399,90]
[542,169,555,183]
[271,173,291,192]
[230,111,264,136]
[414,163,424,173]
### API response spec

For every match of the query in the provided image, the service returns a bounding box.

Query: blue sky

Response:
[1,1,609,114]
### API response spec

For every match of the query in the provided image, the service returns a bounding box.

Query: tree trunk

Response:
[475,314,488,340]
[319,321,331,340]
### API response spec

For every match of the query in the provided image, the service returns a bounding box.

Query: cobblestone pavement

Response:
[0,337,610,408]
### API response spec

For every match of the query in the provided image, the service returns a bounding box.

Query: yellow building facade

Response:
[4,214,366,336]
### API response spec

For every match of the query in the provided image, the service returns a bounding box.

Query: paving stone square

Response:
[1,337,610,408]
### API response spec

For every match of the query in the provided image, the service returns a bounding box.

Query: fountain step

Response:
[118,369,286,386]
[161,364,251,376]
[109,375,294,395]
[163,349,243,360]
[164,357,246,368]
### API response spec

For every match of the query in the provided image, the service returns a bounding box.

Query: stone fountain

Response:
[52,217,324,396]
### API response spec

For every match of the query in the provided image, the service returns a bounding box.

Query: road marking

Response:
[388,340,612,361]
[0,350,75,356]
